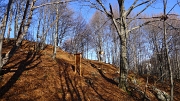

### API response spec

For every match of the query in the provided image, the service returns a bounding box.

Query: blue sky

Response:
[70,0,180,22]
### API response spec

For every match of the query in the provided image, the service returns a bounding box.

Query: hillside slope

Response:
[0,39,180,101]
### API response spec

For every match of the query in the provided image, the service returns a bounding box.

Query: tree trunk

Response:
[53,6,59,60]
[36,19,41,52]
[118,1,128,90]
[0,0,13,37]
[7,8,13,42]
[0,0,13,74]
[132,41,138,73]
[163,0,173,100]
[14,2,19,39]
[0,34,3,74]
[177,52,180,79]
[95,0,154,90]
[119,34,128,90]
[175,48,179,79]
[109,3,128,90]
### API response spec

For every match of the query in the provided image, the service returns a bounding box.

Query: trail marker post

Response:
[74,53,82,76]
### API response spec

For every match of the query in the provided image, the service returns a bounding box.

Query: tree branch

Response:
[167,1,180,14]
[126,0,138,17]
[87,2,105,13]
[128,19,160,33]
[127,0,155,24]
[33,0,75,9]
[127,0,150,17]
[108,4,121,38]
[134,0,150,8]
[96,0,111,17]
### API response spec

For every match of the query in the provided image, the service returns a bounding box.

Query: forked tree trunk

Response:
[93,0,155,90]
[116,1,128,90]
[105,1,129,90]
[108,7,128,90]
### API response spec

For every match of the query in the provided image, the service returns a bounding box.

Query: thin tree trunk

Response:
[36,19,41,51]
[7,8,13,42]
[163,0,173,100]
[86,42,88,59]
[163,21,174,101]
[132,42,137,73]
[53,6,59,60]
[176,48,180,79]
[14,2,19,39]
[178,56,180,79]
[0,34,3,74]
[0,0,13,74]
[0,0,13,37]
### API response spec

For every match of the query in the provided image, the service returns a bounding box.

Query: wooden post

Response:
[75,53,82,76]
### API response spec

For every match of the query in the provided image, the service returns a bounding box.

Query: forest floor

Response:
[0,39,180,101]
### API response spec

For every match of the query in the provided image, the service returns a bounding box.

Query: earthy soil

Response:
[0,39,180,101]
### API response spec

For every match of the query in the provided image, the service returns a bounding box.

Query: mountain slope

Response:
[0,39,180,101]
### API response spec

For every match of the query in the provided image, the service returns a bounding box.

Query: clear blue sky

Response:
[70,0,180,22]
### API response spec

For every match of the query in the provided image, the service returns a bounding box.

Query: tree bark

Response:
[119,34,128,89]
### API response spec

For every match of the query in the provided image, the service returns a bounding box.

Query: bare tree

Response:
[87,0,157,89]
[162,0,173,100]
[73,16,87,55]
[0,0,13,75]
[52,4,59,59]
[90,11,108,62]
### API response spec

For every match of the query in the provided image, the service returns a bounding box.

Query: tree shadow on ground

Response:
[0,52,42,97]
[90,63,118,86]
[56,58,86,101]
[55,59,120,101]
